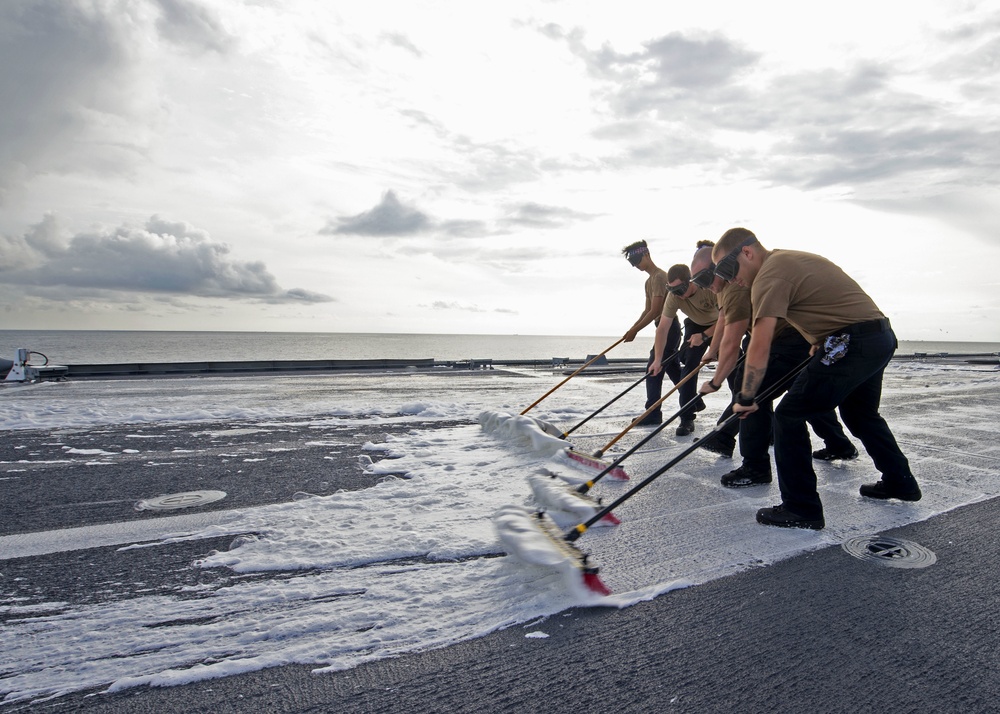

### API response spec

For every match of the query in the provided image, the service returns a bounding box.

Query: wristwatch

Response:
[735,391,756,407]
[704,380,721,392]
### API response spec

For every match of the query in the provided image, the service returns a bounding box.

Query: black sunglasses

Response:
[690,267,715,289]
[667,280,689,296]
[713,237,756,282]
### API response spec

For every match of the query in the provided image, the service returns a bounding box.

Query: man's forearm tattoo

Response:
[743,366,765,397]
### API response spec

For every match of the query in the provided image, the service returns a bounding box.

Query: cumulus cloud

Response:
[641,33,759,89]
[320,190,604,276]
[545,24,759,101]
[591,31,760,100]
[0,214,333,303]
[322,191,430,236]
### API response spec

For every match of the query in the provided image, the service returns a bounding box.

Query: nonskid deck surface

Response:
[0,362,997,708]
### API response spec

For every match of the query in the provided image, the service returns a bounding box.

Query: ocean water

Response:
[1,330,998,366]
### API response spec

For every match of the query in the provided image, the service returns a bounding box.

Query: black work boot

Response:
[720,464,772,488]
[756,504,824,530]
[812,446,859,461]
[675,418,695,437]
[859,479,922,502]
[635,411,662,427]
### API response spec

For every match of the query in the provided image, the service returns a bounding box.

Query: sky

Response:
[1,0,999,341]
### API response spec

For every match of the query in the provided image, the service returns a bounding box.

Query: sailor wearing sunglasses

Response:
[686,243,751,458]
[649,263,719,436]
[711,227,921,530]
[692,243,857,487]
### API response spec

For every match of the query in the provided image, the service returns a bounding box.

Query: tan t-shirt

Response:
[645,268,669,306]
[662,285,719,326]
[718,283,752,324]
[646,268,669,326]
[751,249,884,344]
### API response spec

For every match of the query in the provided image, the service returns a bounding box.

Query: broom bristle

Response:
[564,449,630,481]
[582,568,612,596]
[494,506,614,596]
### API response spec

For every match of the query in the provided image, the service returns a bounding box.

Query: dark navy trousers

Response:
[739,333,854,472]
[677,318,711,419]
[773,323,914,519]
[644,319,682,418]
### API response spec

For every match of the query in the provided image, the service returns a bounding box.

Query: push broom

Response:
[532,357,725,531]
[480,337,626,443]
[519,338,625,416]
[528,391,707,529]
[558,349,681,440]
[496,356,812,596]
[556,357,715,480]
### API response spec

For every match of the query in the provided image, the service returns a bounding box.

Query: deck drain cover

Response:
[842,535,936,569]
[135,490,227,512]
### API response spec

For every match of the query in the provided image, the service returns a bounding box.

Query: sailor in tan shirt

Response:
[688,243,751,457]
[713,227,921,530]
[692,242,856,478]
[621,240,682,425]
[650,264,719,436]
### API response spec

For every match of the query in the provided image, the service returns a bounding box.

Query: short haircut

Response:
[714,227,758,260]
[667,263,691,282]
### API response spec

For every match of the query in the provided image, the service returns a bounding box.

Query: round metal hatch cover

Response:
[134,490,227,512]
[842,535,937,569]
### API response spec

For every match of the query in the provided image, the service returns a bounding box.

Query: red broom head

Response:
[605,465,630,481]
[581,567,612,596]
[599,511,621,526]
[565,450,630,481]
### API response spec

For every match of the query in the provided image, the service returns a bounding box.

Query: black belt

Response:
[837,317,890,337]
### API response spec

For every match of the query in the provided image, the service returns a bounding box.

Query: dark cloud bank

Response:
[0,214,332,304]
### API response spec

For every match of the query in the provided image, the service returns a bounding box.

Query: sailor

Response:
[713,227,921,529]
[691,243,857,477]
[688,242,750,457]
[621,240,682,426]
[649,263,719,436]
